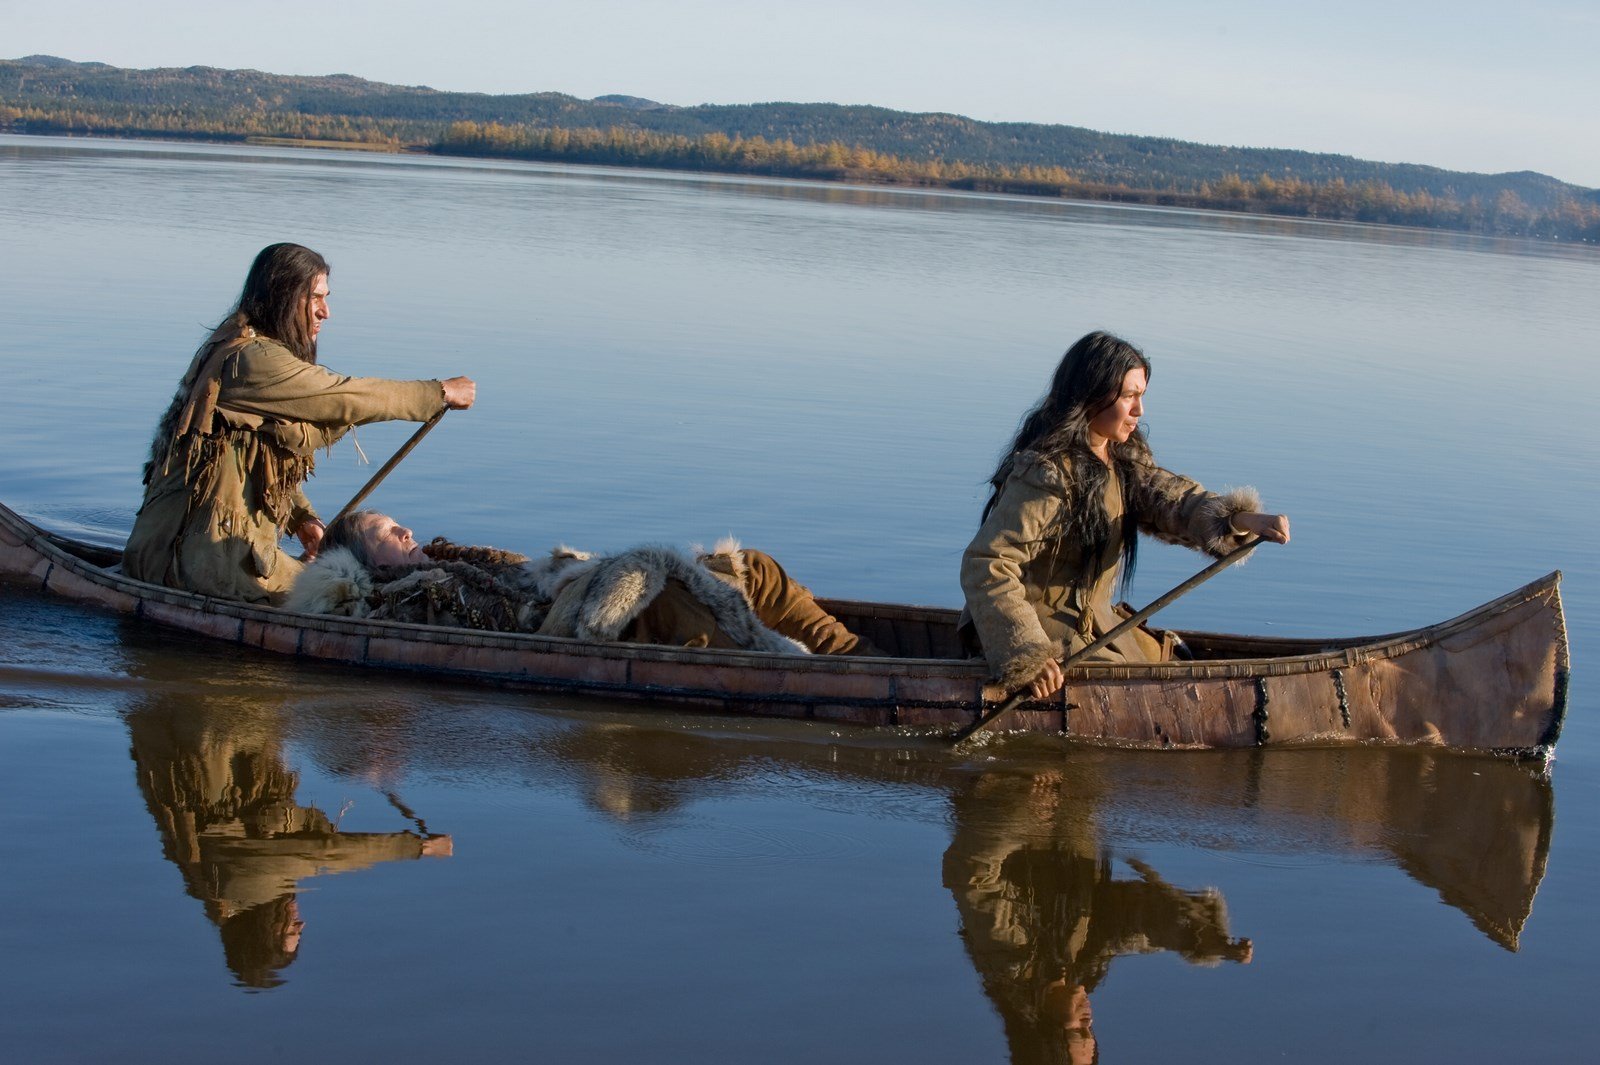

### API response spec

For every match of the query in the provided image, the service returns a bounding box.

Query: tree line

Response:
[0,102,406,145]
[5,98,1597,242]
[436,121,1600,241]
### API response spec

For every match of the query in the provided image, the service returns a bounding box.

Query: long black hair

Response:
[982,331,1153,596]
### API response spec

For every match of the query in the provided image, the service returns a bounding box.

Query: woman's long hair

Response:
[982,331,1153,596]
[232,242,329,364]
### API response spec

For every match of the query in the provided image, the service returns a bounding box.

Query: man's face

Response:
[360,513,428,567]
[304,273,331,342]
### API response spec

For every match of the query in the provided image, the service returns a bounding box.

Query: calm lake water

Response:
[2,133,1597,1062]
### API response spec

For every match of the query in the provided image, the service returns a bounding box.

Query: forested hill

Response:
[4,55,1596,239]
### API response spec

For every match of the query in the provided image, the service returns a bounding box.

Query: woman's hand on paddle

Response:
[296,518,325,559]
[1028,658,1065,700]
[1233,512,1290,544]
[441,376,476,410]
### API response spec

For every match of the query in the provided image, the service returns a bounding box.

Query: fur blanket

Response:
[282,546,541,631]
[284,541,806,654]
[283,547,377,617]
[533,543,807,654]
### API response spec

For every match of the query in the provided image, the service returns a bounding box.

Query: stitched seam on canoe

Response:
[1253,677,1270,745]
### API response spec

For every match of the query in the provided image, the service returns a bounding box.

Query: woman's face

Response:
[1088,367,1146,445]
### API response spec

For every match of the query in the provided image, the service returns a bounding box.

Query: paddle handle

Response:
[950,535,1267,744]
[329,409,447,528]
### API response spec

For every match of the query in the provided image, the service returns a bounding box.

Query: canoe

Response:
[0,499,1568,756]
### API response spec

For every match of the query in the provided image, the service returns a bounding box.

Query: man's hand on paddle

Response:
[441,376,476,409]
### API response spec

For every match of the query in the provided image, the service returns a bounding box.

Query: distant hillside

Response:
[3,55,1596,240]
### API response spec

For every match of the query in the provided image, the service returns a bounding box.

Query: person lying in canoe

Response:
[123,243,477,606]
[284,509,879,655]
[960,330,1290,700]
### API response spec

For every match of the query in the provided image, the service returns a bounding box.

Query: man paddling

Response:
[124,243,477,605]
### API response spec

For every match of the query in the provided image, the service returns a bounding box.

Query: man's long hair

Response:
[322,509,379,569]
[231,242,329,364]
[139,244,330,484]
[982,331,1153,596]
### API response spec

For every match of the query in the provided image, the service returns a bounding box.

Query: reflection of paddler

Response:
[943,768,1250,1064]
[126,699,449,988]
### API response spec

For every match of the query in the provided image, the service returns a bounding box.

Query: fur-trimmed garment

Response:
[284,539,869,656]
[960,447,1262,688]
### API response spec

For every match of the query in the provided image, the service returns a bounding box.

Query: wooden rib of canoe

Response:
[0,499,1568,757]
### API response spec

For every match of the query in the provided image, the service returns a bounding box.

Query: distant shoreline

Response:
[6,54,1597,244]
[7,123,1598,246]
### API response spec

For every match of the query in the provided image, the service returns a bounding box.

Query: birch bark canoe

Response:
[0,499,1568,756]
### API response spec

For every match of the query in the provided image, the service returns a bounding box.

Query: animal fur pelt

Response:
[286,541,807,654]
[283,546,544,631]
[283,547,374,617]
[692,536,749,588]
[506,545,599,602]
[538,544,808,654]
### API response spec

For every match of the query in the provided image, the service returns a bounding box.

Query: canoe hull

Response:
[0,501,1567,755]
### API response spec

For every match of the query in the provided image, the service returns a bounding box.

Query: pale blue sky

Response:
[5,0,1596,187]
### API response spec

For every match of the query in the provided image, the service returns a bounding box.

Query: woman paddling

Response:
[123,243,476,604]
[959,331,1290,700]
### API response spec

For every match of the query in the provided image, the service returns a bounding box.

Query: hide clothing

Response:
[125,327,445,603]
[960,446,1259,689]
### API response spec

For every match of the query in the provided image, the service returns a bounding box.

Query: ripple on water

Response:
[619,812,873,866]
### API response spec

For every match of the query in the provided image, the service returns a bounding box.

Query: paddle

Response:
[948,535,1267,744]
[328,409,447,528]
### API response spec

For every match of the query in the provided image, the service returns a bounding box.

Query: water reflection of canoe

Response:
[304,713,1552,954]
[0,499,1568,756]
